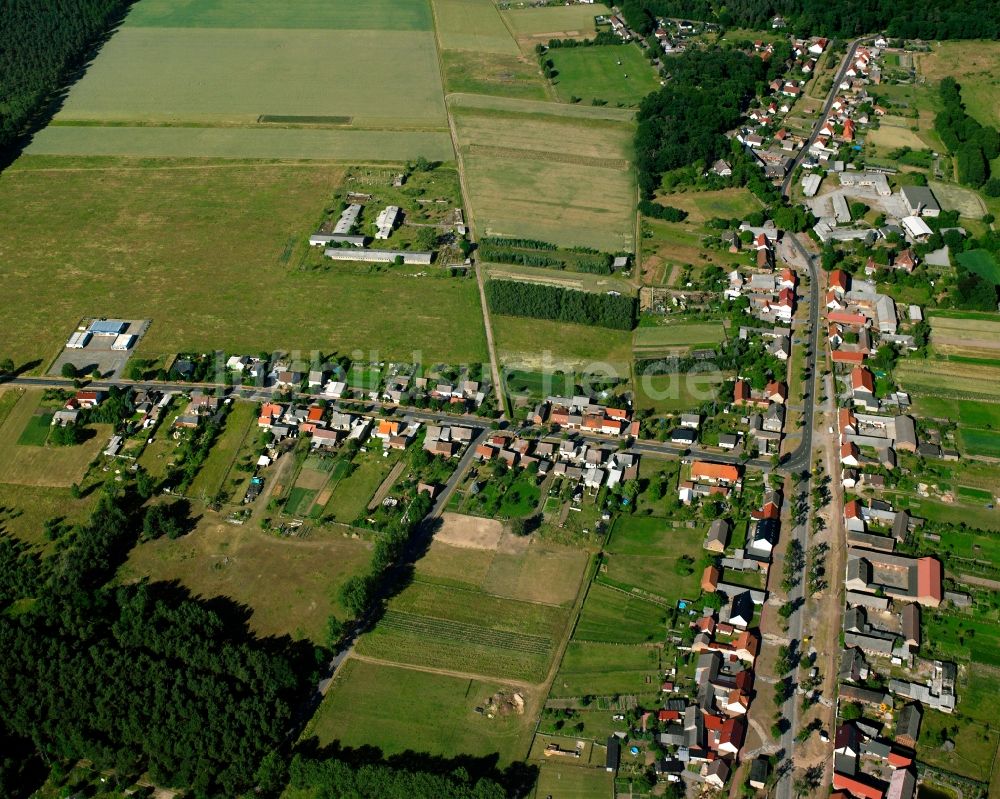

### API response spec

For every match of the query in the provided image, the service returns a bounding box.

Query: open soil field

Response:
[433,0,519,53]
[451,100,635,251]
[0,390,109,488]
[502,4,609,49]
[119,514,373,644]
[435,512,506,549]
[355,580,571,682]
[0,158,486,368]
[929,311,1000,358]
[548,44,661,107]
[307,658,538,762]
[492,315,634,372]
[125,0,434,30]
[866,125,929,151]
[634,370,730,414]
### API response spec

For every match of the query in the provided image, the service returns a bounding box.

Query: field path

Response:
[367,459,407,511]
[349,652,535,690]
[429,0,506,417]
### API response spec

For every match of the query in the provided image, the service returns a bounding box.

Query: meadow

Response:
[492,315,634,372]
[958,428,1000,458]
[919,41,1000,129]
[549,640,661,698]
[451,100,636,251]
[549,45,661,107]
[186,401,258,502]
[125,0,434,30]
[530,763,614,799]
[0,158,486,368]
[307,659,537,762]
[440,50,548,100]
[502,4,610,46]
[574,583,667,644]
[0,482,97,548]
[634,370,730,414]
[957,250,1000,285]
[55,29,446,128]
[918,707,999,782]
[433,0,519,53]
[0,390,109,487]
[119,515,374,643]
[355,581,571,682]
[633,321,725,355]
[322,450,403,524]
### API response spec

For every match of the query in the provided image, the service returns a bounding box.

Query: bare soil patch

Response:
[436,512,505,550]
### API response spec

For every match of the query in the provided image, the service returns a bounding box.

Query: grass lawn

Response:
[493,315,634,372]
[433,0,519,53]
[918,708,998,782]
[923,612,1000,668]
[356,581,570,682]
[119,514,373,643]
[55,28,445,127]
[550,640,660,698]
[531,763,614,798]
[0,483,98,548]
[306,658,538,763]
[187,401,257,502]
[125,0,434,30]
[634,370,729,414]
[574,583,666,644]
[958,427,1000,458]
[549,45,661,107]
[956,249,1000,285]
[440,49,548,101]
[633,321,725,354]
[913,395,1000,428]
[323,450,401,524]
[0,158,485,369]
[0,390,109,488]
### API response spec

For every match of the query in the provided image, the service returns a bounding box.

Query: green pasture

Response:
[531,763,614,798]
[634,371,729,414]
[959,427,1000,458]
[323,451,400,524]
[125,0,434,30]
[913,396,1000,428]
[923,612,1000,668]
[549,45,661,107]
[493,316,633,371]
[306,659,536,762]
[55,29,446,126]
[574,584,667,644]
[633,322,725,350]
[550,641,660,698]
[187,401,257,501]
[16,413,53,446]
[957,249,1000,285]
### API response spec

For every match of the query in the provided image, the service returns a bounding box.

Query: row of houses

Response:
[531,395,639,438]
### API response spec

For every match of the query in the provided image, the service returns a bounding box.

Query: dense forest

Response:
[634,48,767,198]
[935,77,999,188]
[0,0,132,155]
[0,479,320,797]
[618,0,1000,39]
[485,280,638,330]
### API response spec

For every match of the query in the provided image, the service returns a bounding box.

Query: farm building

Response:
[66,331,92,349]
[900,185,940,217]
[325,248,432,265]
[375,205,400,239]
[112,333,136,351]
[88,319,127,336]
[801,173,822,197]
[901,216,932,240]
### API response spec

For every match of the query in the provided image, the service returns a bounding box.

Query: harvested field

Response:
[930,312,1000,357]
[502,4,609,48]
[435,512,505,549]
[867,125,928,150]
[440,49,548,101]
[894,359,1000,402]
[433,0,519,53]
[493,315,634,371]
[465,143,627,170]
[448,92,635,122]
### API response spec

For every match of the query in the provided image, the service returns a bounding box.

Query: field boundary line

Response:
[409,577,572,609]
[347,652,536,689]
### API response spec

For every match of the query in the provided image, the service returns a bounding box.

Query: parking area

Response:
[48,318,150,379]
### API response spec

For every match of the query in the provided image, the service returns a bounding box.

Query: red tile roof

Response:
[851,366,875,393]
[917,557,943,605]
[692,461,741,482]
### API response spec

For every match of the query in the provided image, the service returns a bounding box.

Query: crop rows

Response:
[465,143,628,171]
[380,610,552,654]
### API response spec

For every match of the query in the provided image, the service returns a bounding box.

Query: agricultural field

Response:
[957,250,1000,286]
[894,358,1000,402]
[928,312,1000,359]
[119,514,373,643]
[432,0,519,53]
[918,41,1000,129]
[633,321,726,357]
[866,124,929,151]
[0,390,110,488]
[928,180,987,220]
[501,4,609,47]
[450,99,635,251]
[574,583,667,645]
[634,370,730,414]
[530,763,614,799]
[416,536,589,606]
[440,50,548,100]
[958,428,1000,458]
[124,0,434,30]
[0,158,486,368]
[549,640,661,698]
[548,44,661,107]
[307,659,538,762]
[492,315,634,372]
[355,580,571,682]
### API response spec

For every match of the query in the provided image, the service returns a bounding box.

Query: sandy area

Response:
[436,512,505,550]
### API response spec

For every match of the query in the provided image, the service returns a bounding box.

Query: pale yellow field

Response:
[868,124,929,151]
[502,3,610,48]
[433,0,520,53]
[918,41,1000,128]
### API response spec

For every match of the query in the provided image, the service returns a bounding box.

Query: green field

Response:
[16,413,53,446]
[549,45,661,107]
[574,583,667,644]
[323,451,401,524]
[913,395,1000,428]
[531,763,614,799]
[957,249,1000,285]
[918,707,999,782]
[308,659,536,762]
[433,0,519,53]
[125,0,434,30]
[440,49,548,101]
[923,612,1000,668]
[653,188,762,224]
[550,640,660,698]
[28,127,455,161]
[55,29,445,128]
[355,581,570,682]
[502,5,609,40]
[493,315,633,371]
[633,322,725,352]
[634,370,730,414]
[187,401,257,501]
[958,427,1000,458]
[894,359,1000,401]
[452,101,635,251]
[0,159,486,368]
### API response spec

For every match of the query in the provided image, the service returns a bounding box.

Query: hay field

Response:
[0,390,109,488]
[502,4,610,48]
[930,313,1000,358]
[0,158,486,367]
[493,316,634,372]
[448,91,635,121]
[56,29,446,127]
[867,124,929,151]
[453,105,635,250]
[918,41,1000,128]
[549,44,661,107]
[633,322,725,354]
[929,180,987,219]
[120,516,373,643]
[308,659,538,762]
[28,127,454,161]
[894,358,1000,401]
[125,0,433,30]
[433,0,519,53]
[440,49,548,100]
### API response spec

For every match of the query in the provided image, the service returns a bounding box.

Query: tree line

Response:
[0,0,134,157]
[934,77,999,188]
[617,0,999,39]
[485,280,638,330]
